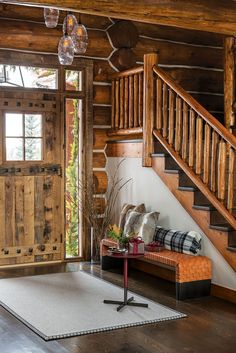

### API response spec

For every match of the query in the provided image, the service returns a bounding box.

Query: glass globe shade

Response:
[63,13,78,36]
[72,24,88,54]
[58,35,75,65]
[44,8,59,28]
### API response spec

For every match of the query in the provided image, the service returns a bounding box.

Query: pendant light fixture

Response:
[44,8,59,28]
[63,12,78,36]
[72,14,88,54]
[58,13,75,65]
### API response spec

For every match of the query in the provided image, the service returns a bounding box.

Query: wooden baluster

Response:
[124,76,129,129]
[115,79,120,129]
[119,78,124,129]
[138,73,143,127]
[175,96,182,153]
[189,109,196,168]
[143,52,158,167]
[196,116,203,175]
[168,89,175,146]
[129,75,134,128]
[224,37,235,130]
[162,83,168,138]
[217,140,227,202]
[156,77,162,130]
[203,124,211,184]
[182,101,188,161]
[227,147,235,212]
[111,80,115,129]
[133,74,138,127]
[210,131,219,193]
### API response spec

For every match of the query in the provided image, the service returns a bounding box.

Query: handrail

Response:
[111,66,143,79]
[153,66,236,149]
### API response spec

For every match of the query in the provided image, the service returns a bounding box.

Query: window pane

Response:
[6,138,23,160]
[65,70,82,91]
[25,138,42,160]
[65,99,80,258]
[5,113,23,137]
[21,66,58,89]
[0,65,23,87]
[0,65,58,89]
[25,114,42,137]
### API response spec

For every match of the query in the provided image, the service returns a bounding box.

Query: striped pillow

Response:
[153,226,202,255]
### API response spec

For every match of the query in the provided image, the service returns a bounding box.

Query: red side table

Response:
[103,252,148,312]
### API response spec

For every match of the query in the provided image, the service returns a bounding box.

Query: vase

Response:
[90,226,100,263]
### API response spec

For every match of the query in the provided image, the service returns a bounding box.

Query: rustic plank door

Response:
[0,93,64,266]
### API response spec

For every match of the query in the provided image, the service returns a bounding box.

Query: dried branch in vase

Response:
[78,159,132,260]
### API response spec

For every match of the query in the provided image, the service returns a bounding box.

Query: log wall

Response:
[133,22,225,123]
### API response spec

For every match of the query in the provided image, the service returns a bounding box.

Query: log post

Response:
[224,37,235,130]
[142,52,158,167]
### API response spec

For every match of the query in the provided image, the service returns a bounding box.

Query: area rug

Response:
[0,271,186,340]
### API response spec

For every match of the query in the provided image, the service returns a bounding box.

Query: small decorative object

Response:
[58,12,75,65]
[129,237,145,255]
[63,12,78,36]
[44,8,59,28]
[78,159,131,261]
[145,241,164,252]
[58,33,74,65]
[107,224,129,250]
[72,14,88,54]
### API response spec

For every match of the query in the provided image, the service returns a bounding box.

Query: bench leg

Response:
[176,279,211,300]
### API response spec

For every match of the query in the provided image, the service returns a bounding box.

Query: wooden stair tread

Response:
[209,223,234,231]
[152,152,169,157]
[193,204,215,211]
[227,246,236,252]
[164,169,180,174]
[178,186,198,191]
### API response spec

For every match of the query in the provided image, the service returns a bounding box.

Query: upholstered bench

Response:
[100,238,212,300]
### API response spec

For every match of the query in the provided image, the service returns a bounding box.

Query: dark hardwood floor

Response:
[0,262,235,353]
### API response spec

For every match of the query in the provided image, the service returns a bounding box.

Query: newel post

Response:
[224,37,235,131]
[142,52,158,167]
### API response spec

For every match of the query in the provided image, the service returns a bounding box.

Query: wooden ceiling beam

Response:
[12,0,236,35]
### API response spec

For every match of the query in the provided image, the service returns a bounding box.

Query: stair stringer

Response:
[152,155,236,271]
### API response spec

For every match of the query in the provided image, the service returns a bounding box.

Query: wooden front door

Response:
[0,93,63,266]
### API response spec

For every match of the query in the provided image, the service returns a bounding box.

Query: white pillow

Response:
[124,211,160,244]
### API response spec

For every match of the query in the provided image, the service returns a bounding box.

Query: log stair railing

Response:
[109,53,236,268]
[152,65,236,231]
[109,66,144,136]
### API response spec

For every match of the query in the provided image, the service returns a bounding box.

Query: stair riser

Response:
[179,172,197,188]
[228,231,236,248]
[165,157,181,171]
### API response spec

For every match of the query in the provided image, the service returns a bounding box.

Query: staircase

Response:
[109,53,236,271]
[152,140,236,270]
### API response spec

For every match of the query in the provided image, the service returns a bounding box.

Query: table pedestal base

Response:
[104,289,148,312]
[104,297,148,312]
[103,255,148,312]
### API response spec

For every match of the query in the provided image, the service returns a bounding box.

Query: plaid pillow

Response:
[153,226,201,255]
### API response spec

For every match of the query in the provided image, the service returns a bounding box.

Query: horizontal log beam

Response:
[134,37,223,68]
[15,0,236,35]
[0,19,111,58]
[133,22,224,47]
[0,4,111,29]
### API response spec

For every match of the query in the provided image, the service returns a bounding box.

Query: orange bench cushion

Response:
[100,238,212,283]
